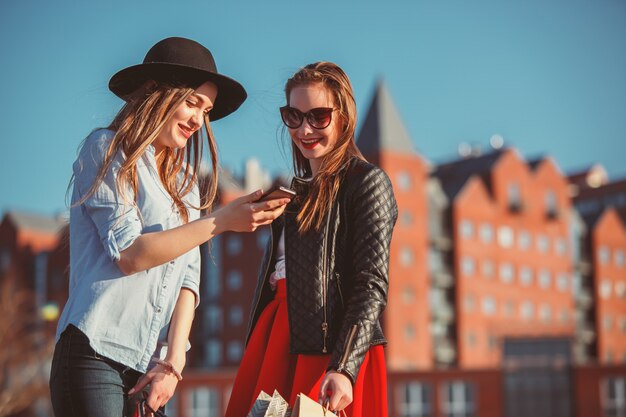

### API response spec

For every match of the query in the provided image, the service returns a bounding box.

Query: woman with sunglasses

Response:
[225,62,397,417]
[49,37,290,417]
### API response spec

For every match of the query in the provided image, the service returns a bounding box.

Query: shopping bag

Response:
[248,390,291,417]
[290,392,338,417]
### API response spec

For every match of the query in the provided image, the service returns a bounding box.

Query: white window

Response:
[227,341,243,362]
[204,340,221,368]
[504,301,515,317]
[479,223,493,244]
[467,331,477,347]
[538,269,552,289]
[498,226,514,249]
[204,306,222,334]
[508,182,522,209]
[555,238,567,256]
[499,263,514,284]
[560,310,570,324]
[441,381,476,417]
[616,282,626,299]
[397,382,432,417]
[397,171,412,191]
[461,256,476,277]
[226,270,242,291]
[556,273,570,292]
[186,387,219,417]
[229,305,243,326]
[600,280,612,299]
[404,324,416,340]
[604,315,614,331]
[619,317,626,333]
[545,190,558,215]
[482,297,496,316]
[539,304,552,323]
[400,247,414,267]
[537,235,550,254]
[519,266,533,286]
[518,230,532,251]
[482,260,495,279]
[401,211,414,226]
[402,286,415,304]
[463,295,476,313]
[226,235,243,255]
[602,377,626,417]
[521,301,534,320]
[616,249,625,268]
[599,246,611,265]
[459,220,474,239]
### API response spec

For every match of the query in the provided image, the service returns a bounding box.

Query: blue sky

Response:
[1,0,625,215]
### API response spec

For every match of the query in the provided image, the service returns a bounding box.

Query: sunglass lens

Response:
[281,107,303,129]
[309,108,333,129]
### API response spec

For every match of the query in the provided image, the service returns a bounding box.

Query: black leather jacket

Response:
[245,158,398,384]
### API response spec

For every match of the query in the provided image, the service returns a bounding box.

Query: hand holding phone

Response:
[254,185,296,202]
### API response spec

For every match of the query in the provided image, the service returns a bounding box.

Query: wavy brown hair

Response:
[78,82,218,223]
[285,62,365,232]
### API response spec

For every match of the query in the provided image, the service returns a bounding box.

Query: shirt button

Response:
[163,285,167,289]
[169,260,175,265]
[156,307,162,313]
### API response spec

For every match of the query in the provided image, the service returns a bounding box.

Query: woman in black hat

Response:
[49,37,290,417]
[225,62,397,417]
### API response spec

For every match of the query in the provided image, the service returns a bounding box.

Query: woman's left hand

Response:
[128,363,179,413]
[319,371,353,412]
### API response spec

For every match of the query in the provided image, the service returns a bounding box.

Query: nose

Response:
[190,110,204,130]
[298,117,314,135]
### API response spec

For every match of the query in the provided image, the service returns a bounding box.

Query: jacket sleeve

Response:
[327,166,398,383]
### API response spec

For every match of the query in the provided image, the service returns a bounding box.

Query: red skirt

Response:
[224,280,388,417]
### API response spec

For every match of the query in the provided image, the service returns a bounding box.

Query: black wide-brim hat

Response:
[109,37,247,121]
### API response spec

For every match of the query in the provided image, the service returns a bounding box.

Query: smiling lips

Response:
[300,137,321,150]
[178,124,194,139]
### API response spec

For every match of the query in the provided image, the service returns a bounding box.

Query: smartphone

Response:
[255,185,296,202]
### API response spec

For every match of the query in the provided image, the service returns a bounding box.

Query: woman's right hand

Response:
[212,189,290,233]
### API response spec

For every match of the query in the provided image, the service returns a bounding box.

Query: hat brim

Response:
[108,62,247,121]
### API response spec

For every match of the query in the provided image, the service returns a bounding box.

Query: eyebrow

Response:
[191,93,213,110]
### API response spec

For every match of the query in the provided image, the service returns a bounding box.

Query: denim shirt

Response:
[56,129,201,373]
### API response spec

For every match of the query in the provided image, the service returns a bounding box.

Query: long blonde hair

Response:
[79,82,218,223]
[285,62,365,232]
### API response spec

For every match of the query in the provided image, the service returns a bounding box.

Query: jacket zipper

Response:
[321,203,333,353]
[337,324,359,372]
[335,272,344,308]
[246,225,275,343]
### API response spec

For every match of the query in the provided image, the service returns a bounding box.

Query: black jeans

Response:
[49,325,144,417]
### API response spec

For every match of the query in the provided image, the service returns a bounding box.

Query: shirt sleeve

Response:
[73,130,143,262]
[181,246,201,308]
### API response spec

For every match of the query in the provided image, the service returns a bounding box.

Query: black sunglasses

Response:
[280,106,335,129]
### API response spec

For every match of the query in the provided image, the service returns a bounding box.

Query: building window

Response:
[600,280,612,299]
[482,297,496,316]
[397,171,412,191]
[616,249,625,268]
[519,266,533,287]
[521,301,534,320]
[256,227,270,250]
[488,334,498,350]
[204,340,221,368]
[226,270,242,291]
[560,310,570,324]
[507,182,522,212]
[404,324,416,341]
[229,305,243,326]
[479,223,494,244]
[441,381,476,417]
[539,304,552,323]
[226,235,243,256]
[204,306,222,334]
[467,331,477,347]
[401,211,414,226]
[545,190,558,218]
[461,256,476,277]
[518,230,532,251]
[555,238,567,256]
[604,315,614,331]
[499,263,514,284]
[459,220,474,240]
[616,282,626,299]
[537,235,550,254]
[400,247,414,267]
[482,260,495,279]
[227,341,243,362]
[619,317,626,333]
[504,300,515,317]
[556,273,570,292]
[602,377,626,417]
[538,269,552,290]
[498,226,514,249]
[402,286,415,304]
[186,387,219,417]
[463,295,476,313]
[397,382,432,417]
[599,246,611,265]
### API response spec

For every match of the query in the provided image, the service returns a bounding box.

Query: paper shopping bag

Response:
[248,390,291,417]
[247,391,272,417]
[290,392,338,417]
